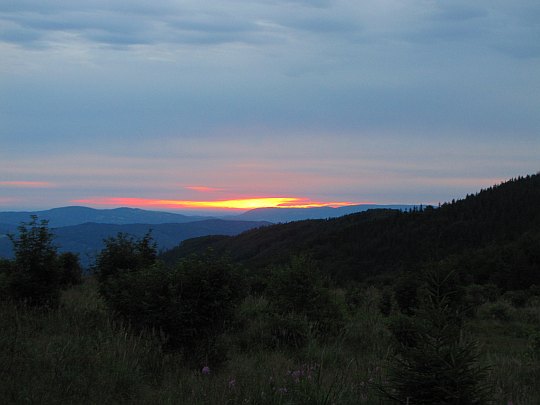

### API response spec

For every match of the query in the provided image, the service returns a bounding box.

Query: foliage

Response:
[384,269,490,404]
[463,284,499,317]
[58,252,83,287]
[94,231,157,283]
[503,290,529,308]
[0,284,163,404]
[100,250,245,361]
[0,259,12,298]
[478,301,516,322]
[393,272,422,315]
[6,216,60,307]
[265,256,345,341]
[162,174,540,290]
[2,275,540,404]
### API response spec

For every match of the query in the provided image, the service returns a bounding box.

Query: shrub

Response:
[100,251,245,361]
[379,286,394,316]
[463,283,500,318]
[0,259,12,299]
[267,312,310,349]
[265,256,345,339]
[94,231,157,283]
[528,331,540,360]
[58,252,83,287]
[387,313,419,348]
[478,301,515,322]
[393,271,422,315]
[503,290,529,308]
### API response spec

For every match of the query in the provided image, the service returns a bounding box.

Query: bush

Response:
[58,252,83,287]
[94,232,157,283]
[464,283,498,305]
[503,290,529,308]
[393,272,422,315]
[528,331,540,360]
[267,312,310,349]
[0,259,12,299]
[100,251,245,361]
[265,256,345,338]
[478,301,515,322]
[387,313,419,348]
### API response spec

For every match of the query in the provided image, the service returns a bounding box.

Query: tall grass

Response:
[1,280,539,404]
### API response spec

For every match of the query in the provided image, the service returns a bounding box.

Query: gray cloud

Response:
[0,0,539,210]
[1,0,538,58]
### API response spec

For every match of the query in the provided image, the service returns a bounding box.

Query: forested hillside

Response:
[162,174,540,289]
[2,175,540,404]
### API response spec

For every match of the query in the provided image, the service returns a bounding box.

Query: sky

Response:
[1,0,539,212]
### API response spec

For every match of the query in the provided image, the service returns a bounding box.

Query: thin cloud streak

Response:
[185,186,225,193]
[0,181,54,188]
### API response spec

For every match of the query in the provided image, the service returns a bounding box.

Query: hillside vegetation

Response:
[1,174,539,404]
[163,174,540,289]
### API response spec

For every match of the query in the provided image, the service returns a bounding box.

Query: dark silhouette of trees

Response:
[7,216,60,307]
[95,231,157,283]
[161,174,540,291]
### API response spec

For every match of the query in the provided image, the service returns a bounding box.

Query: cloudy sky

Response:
[1,0,539,212]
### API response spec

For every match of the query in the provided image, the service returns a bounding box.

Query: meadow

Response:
[1,275,539,404]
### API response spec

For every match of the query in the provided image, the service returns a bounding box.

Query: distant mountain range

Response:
[0,206,210,228]
[0,204,414,267]
[231,204,414,223]
[0,219,269,267]
[0,204,416,228]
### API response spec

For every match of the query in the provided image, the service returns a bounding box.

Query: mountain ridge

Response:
[161,174,540,288]
[228,204,415,223]
[0,206,212,228]
[0,219,270,267]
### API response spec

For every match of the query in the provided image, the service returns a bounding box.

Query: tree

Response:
[94,231,157,282]
[8,215,60,307]
[384,268,490,404]
[58,252,83,287]
[98,249,245,362]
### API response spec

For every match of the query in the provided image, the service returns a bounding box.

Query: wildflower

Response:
[291,370,303,383]
[228,378,236,388]
[202,366,211,375]
[277,387,287,394]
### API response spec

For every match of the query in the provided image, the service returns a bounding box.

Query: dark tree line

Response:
[162,174,540,290]
[0,216,82,307]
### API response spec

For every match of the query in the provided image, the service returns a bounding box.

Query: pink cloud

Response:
[184,186,225,192]
[0,181,54,188]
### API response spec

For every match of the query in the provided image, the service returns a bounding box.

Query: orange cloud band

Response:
[72,197,359,210]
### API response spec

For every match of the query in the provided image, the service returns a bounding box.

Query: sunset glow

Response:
[71,197,360,211]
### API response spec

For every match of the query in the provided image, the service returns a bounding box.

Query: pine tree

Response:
[385,268,490,404]
[8,216,60,307]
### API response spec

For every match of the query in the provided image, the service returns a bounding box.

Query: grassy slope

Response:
[1,280,539,404]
